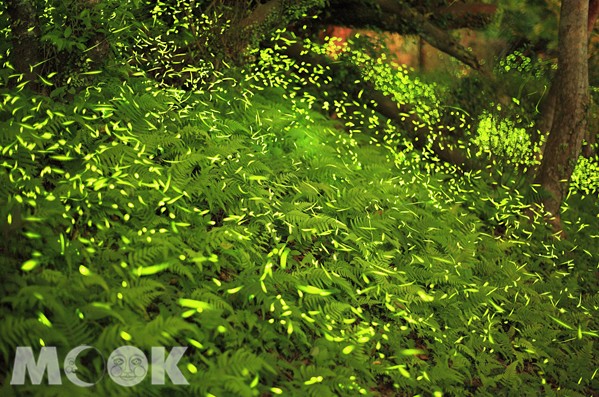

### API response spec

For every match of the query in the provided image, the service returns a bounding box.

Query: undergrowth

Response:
[0,31,597,397]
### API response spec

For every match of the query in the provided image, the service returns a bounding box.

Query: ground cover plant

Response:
[1,1,598,396]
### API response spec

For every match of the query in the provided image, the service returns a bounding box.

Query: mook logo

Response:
[10,345,189,387]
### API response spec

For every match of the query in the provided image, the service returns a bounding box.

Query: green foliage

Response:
[489,0,560,54]
[126,0,229,88]
[0,6,598,397]
[571,155,599,197]
[249,31,474,178]
[473,107,542,169]
[2,0,143,91]
[494,51,553,123]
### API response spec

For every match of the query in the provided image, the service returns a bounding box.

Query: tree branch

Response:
[325,0,490,74]
[436,2,498,30]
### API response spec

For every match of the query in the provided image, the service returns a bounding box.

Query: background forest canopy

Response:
[0,0,598,396]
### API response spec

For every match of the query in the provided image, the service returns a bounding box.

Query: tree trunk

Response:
[589,0,599,32]
[534,0,590,224]
[534,0,598,158]
[5,0,42,91]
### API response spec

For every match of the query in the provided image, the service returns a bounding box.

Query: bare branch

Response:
[325,0,490,74]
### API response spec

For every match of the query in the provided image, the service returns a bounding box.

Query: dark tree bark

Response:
[325,0,496,32]
[5,0,42,91]
[534,0,590,226]
[536,0,598,153]
[435,2,497,30]
[589,0,599,32]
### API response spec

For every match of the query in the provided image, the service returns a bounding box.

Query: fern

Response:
[0,26,597,397]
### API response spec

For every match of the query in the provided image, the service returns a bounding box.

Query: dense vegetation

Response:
[1,0,597,396]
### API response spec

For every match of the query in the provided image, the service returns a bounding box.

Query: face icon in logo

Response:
[63,345,105,387]
[107,346,148,387]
